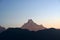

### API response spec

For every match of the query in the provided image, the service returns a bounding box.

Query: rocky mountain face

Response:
[21,19,46,31]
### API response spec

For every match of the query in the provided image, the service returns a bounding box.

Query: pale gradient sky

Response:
[0,0,60,28]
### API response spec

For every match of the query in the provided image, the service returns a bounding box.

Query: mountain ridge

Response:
[21,19,46,31]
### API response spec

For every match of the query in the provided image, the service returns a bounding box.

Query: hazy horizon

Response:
[0,0,60,28]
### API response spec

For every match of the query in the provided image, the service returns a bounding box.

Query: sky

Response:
[0,0,60,28]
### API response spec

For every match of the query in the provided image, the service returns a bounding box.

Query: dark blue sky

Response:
[0,0,60,28]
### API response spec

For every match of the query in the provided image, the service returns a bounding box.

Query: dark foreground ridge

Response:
[0,28,60,40]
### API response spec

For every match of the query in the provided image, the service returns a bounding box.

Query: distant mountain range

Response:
[1,19,60,40]
[0,19,46,33]
[21,19,46,31]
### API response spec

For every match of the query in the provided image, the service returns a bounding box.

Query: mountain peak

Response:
[28,19,34,23]
[21,19,46,31]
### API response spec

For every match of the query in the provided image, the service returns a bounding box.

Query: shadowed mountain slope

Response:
[0,26,5,33]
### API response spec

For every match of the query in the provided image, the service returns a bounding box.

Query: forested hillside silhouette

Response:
[0,28,60,40]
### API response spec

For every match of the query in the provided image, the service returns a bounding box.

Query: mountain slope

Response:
[21,19,46,31]
[0,26,5,33]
